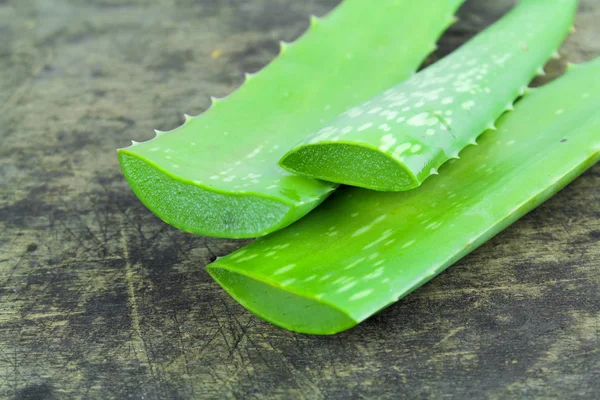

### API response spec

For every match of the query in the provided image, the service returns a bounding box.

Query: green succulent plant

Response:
[208,58,600,334]
[280,0,577,191]
[117,0,599,335]
[118,0,464,238]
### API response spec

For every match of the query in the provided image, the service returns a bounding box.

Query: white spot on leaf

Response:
[274,264,296,275]
[350,289,374,301]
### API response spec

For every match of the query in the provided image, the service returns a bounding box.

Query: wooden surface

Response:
[1,0,599,398]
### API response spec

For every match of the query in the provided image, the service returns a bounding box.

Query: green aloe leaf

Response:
[207,58,600,335]
[118,0,464,238]
[280,0,578,191]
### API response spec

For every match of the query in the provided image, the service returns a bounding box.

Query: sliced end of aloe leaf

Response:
[118,151,323,238]
[207,263,357,335]
[280,142,418,191]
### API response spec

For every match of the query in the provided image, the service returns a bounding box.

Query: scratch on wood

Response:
[119,216,151,370]
[434,326,465,348]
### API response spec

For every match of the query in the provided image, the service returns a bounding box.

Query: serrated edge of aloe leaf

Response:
[118,8,355,145]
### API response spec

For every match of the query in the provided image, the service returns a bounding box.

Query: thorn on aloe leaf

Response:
[184,114,193,122]
[154,129,165,137]
[536,67,546,76]
[505,103,515,111]
[569,25,576,34]
[279,40,289,54]
[523,87,536,96]
[566,62,578,71]
[552,50,560,60]
[309,15,320,27]
[210,96,224,106]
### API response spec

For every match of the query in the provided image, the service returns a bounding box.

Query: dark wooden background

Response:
[1,0,598,398]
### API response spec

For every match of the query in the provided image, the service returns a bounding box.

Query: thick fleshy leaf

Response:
[280,0,578,191]
[207,58,600,335]
[118,0,464,238]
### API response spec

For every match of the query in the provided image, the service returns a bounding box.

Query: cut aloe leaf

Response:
[279,0,578,191]
[207,58,600,335]
[118,0,464,238]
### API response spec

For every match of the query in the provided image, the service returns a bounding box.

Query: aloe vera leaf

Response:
[207,58,600,335]
[117,0,464,239]
[279,0,578,191]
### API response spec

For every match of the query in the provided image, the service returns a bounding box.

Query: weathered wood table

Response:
[1,0,598,398]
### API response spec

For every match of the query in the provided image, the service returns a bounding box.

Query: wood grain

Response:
[0,0,598,398]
